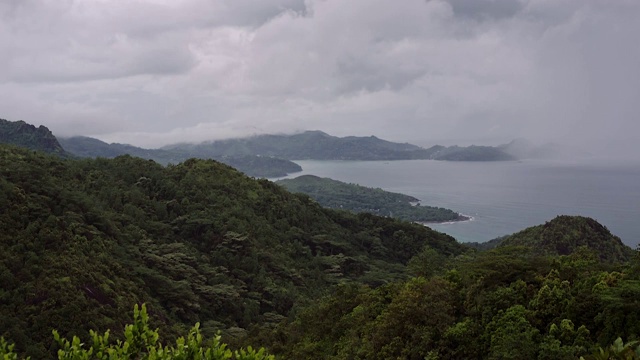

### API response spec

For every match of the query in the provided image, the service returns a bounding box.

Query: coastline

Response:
[420,213,474,225]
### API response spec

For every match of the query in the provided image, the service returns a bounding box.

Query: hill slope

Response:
[266,216,639,360]
[0,144,463,358]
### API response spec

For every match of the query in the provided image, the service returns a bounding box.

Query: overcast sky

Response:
[1,0,638,151]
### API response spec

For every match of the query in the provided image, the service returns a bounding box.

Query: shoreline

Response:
[420,213,474,225]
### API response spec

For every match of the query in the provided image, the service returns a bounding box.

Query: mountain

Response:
[163,131,516,161]
[58,136,302,178]
[164,130,423,161]
[61,130,517,166]
[498,215,633,262]
[0,144,463,358]
[276,175,469,223]
[0,118,67,156]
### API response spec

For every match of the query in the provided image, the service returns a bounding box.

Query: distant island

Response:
[163,130,519,161]
[276,175,470,223]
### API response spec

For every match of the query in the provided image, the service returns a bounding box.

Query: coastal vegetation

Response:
[276,175,468,223]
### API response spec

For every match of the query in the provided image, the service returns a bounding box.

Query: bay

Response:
[275,159,640,247]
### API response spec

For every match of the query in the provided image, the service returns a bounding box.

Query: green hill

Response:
[0,118,67,156]
[267,216,639,360]
[0,144,462,358]
[498,215,633,262]
[276,175,469,223]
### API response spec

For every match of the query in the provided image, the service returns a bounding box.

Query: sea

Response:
[274,159,640,247]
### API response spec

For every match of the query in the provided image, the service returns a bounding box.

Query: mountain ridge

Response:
[0,118,68,156]
[160,130,516,161]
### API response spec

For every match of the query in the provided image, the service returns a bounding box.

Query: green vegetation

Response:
[263,229,640,359]
[0,144,462,358]
[0,304,274,359]
[1,128,638,359]
[499,215,634,262]
[276,175,468,223]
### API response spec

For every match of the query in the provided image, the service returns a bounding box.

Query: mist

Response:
[1,0,638,159]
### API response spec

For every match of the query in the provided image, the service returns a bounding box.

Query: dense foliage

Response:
[499,216,634,263]
[0,144,462,358]
[264,241,640,359]
[0,304,274,360]
[276,175,468,223]
[1,129,637,359]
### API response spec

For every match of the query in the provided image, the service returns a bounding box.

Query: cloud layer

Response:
[1,0,638,151]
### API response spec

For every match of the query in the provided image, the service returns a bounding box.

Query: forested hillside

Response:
[264,220,640,359]
[0,144,461,358]
[1,143,638,359]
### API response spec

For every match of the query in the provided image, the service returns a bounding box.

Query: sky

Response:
[1,0,639,151]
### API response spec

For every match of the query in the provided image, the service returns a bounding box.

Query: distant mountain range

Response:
[0,118,301,177]
[1,117,572,178]
[163,130,519,161]
[57,136,302,178]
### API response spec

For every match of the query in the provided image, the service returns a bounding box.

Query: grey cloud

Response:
[0,0,638,155]
[445,0,525,20]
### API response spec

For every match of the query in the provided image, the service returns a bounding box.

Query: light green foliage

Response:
[582,337,640,360]
[486,305,539,359]
[0,337,22,360]
[539,319,590,359]
[3,305,272,360]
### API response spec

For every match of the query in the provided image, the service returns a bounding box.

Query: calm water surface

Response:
[276,159,640,246]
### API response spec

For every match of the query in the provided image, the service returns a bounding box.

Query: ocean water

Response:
[275,159,640,247]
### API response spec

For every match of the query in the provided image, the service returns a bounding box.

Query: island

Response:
[276,175,470,223]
